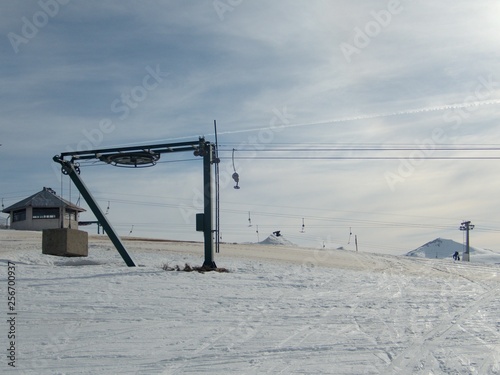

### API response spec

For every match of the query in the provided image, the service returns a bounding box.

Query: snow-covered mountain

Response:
[406,238,500,264]
[406,238,469,259]
[258,232,296,246]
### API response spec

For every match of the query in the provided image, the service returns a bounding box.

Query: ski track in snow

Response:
[0,231,499,374]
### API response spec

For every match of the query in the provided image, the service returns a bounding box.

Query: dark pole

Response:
[202,142,216,269]
[460,220,474,262]
[214,120,221,254]
[465,226,470,261]
[53,156,136,267]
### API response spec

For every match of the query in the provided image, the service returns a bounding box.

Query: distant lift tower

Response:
[460,220,474,262]
[53,137,219,268]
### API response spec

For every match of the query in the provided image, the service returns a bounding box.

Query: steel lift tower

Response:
[53,137,219,268]
[460,220,474,262]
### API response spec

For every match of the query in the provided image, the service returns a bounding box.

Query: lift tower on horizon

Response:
[460,220,474,262]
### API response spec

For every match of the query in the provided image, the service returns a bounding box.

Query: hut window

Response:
[13,209,26,222]
[33,208,60,219]
[65,210,77,221]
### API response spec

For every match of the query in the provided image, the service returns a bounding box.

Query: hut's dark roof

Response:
[2,187,85,213]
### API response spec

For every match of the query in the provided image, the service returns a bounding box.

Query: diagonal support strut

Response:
[53,156,137,267]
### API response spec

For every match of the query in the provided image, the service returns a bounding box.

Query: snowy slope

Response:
[407,237,500,264]
[1,230,499,374]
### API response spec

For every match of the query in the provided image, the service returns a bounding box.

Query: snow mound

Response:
[406,238,469,259]
[407,238,500,264]
[259,233,296,246]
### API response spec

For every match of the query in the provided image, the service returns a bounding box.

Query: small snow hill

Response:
[259,233,296,246]
[406,238,500,264]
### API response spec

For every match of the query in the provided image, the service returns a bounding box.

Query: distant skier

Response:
[453,251,460,261]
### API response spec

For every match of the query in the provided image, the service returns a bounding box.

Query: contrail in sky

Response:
[125,98,500,145]
[217,98,500,136]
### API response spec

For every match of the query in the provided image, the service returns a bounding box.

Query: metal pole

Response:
[460,220,474,262]
[202,143,216,269]
[53,156,136,267]
[465,225,470,261]
[214,121,221,254]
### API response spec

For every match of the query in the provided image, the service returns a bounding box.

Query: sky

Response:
[1,0,500,255]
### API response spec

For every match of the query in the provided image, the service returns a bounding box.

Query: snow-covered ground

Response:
[1,230,499,374]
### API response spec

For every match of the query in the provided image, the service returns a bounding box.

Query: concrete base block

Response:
[42,228,88,257]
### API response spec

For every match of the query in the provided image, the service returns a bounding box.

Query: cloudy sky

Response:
[1,0,500,255]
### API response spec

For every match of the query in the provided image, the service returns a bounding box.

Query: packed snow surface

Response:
[1,230,499,374]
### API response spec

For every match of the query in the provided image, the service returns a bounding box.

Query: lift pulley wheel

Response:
[100,151,160,168]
